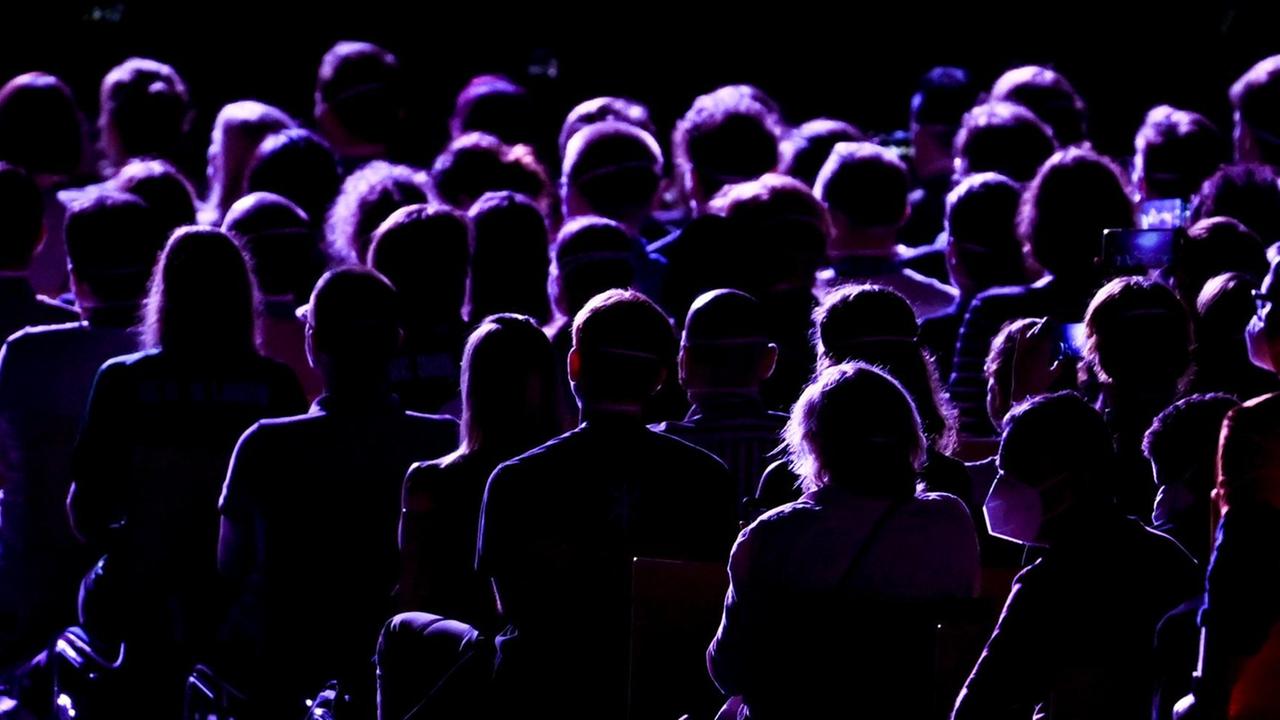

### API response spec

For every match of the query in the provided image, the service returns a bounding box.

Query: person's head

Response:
[314,41,403,154]
[326,160,431,264]
[245,128,341,231]
[551,216,641,319]
[367,203,470,329]
[142,226,258,357]
[1142,393,1238,556]
[557,96,656,157]
[466,191,550,324]
[910,66,980,180]
[673,86,781,211]
[0,163,45,272]
[569,289,675,412]
[991,391,1117,546]
[1229,55,1280,166]
[109,158,197,238]
[945,172,1027,296]
[450,75,533,146]
[1171,217,1267,307]
[457,313,561,456]
[1246,257,1280,373]
[785,361,926,495]
[954,102,1057,184]
[779,119,864,189]
[98,58,190,170]
[984,317,1063,431]
[1133,105,1224,202]
[64,191,165,310]
[205,101,296,222]
[1190,163,1280,244]
[1084,276,1192,391]
[561,121,663,229]
[815,142,910,250]
[0,72,87,179]
[222,192,324,303]
[1019,147,1134,279]
[813,284,956,453]
[990,65,1088,147]
[303,266,401,387]
[1197,271,1258,367]
[679,289,777,401]
[431,132,553,216]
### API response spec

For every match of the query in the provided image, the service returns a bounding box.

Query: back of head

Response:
[450,75,533,146]
[570,289,675,408]
[432,132,552,214]
[984,317,1046,430]
[558,96,656,156]
[780,119,865,189]
[1143,393,1238,494]
[246,128,341,230]
[368,203,470,327]
[1230,55,1280,166]
[709,172,831,295]
[0,72,86,178]
[911,66,980,131]
[143,226,257,357]
[0,163,45,271]
[1176,216,1266,304]
[1135,105,1225,201]
[326,160,431,264]
[562,122,663,224]
[65,190,166,306]
[1019,147,1134,278]
[109,158,197,238]
[681,289,773,394]
[467,191,550,323]
[99,58,190,167]
[999,391,1116,509]
[954,101,1057,183]
[990,65,1088,147]
[306,266,400,372]
[459,313,561,455]
[945,172,1027,291]
[1191,163,1280,244]
[223,191,323,301]
[815,141,910,231]
[207,101,296,219]
[674,86,781,204]
[552,216,641,316]
[315,41,403,147]
[1084,276,1192,387]
[785,361,926,496]
[1196,271,1256,349]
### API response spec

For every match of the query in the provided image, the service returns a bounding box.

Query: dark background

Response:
[2,2,1278,178]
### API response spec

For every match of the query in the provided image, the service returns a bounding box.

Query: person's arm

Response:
[397,464,434,612]
[67,361,128,545]
[217,424,264,583]
[476,462,523,623]
[706,527,756,697]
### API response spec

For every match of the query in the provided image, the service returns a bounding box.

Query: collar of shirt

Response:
[311,392,401,416]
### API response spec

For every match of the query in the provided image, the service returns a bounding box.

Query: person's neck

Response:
[829,229,901,259]
[1101,381,1180,419]
[687,388,762,410]
[321,373,394,404]
[579,402,646,425]
[82,302,139,328]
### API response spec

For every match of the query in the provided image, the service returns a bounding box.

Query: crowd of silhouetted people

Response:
[0,40,1276,720]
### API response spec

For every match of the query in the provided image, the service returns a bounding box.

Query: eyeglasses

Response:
[1254,289,1279,318]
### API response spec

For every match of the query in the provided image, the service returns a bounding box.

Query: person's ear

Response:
[760,343,779,381]
[305,323,318,369]
[678,346,690,388]
[568,346,582,383]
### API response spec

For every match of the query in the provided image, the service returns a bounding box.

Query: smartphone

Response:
[1058,322,1088,360]
[1101,228,1182,273]
[1138,198,1190,229]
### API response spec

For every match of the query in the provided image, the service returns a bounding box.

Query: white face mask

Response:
[1152,482,1198,530]
[984,472,1048,546]
[1246,313,1276,373]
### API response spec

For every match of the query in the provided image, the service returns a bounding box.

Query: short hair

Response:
[432,132,552,214]
[1019,148,1134,276]
[1174,217,1267,305]
[223,191,324,301]
[325,160,431,264]
[1134,105,1225,200]
[1191,163,1280,243]
[673,86,781,201]
[449,75,532,145]
[99,58,190,167]
[1196,271,1257,347]
[558,96,656,156]
[946,172,1027,289]
[1084,276,1192,387]
[142,227,257,356]
[562,122,663,222]
[64,191,166,304]
[779,119,865,189]
[315,41,403,145]
[785,361,926,495]
[457,314,561,455]
[109,158,197,237]
[954,101,1057,183]
[1230,55,1280,166]
[999,391,1115,503]
[246,128,341,230]
[681,289,773,392]
[911,66,980,129]
[467,192,550,324]
[984,317,1045,428]
[571,289,675,406]
[0,163,44,270]
[990,65,1088,147]
[815,141,910,229]
[206,101,296,221]
[552,216,641,316]
[1143,393,1239,484]
[306,266,400,369]
[368,204,470,326]
[0,72,86,178]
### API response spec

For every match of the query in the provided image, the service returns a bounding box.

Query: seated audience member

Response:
[1190,163,1280,246]
[560,121,667,242]
[556,96,656,159]
[953,101,1057,184]
[902,66,980,247]
[1167,216,1267,309]
[952,392,1198,720]
[1190,271,1280,399]
[0,163,77,340]
[245,128,342,234]
[1229,54,1280,167]
[313,41,405,173]
[466,191,551,325]
[326,159,431,265]
[201,100,296,224]
[989,64,1089,147]
[778,118,864,190]
[1132,105,1224,205]
[449,75,534,147]
[218,267,457,714]
[709,361,980,719]
[97,57,192,177]
[109,157,198,239]
[431,132,555,218]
